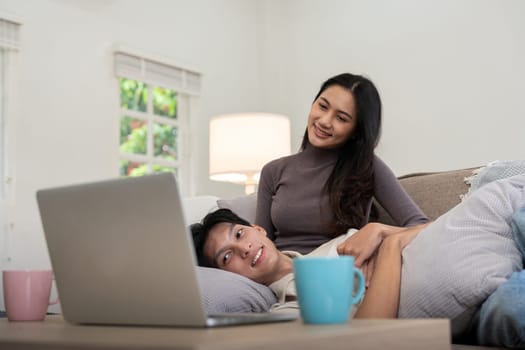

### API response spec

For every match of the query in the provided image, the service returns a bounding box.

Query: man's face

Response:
[203,223,283,285]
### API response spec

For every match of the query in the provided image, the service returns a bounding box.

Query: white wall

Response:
[259,0,525,174]
[1,0,524,311]
[0,0,260,310]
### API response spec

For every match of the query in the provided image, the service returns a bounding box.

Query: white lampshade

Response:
[209,113,291,193]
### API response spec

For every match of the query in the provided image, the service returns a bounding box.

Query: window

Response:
[0,15,21,263]
[114,50,201,195]
[118,79,179,177]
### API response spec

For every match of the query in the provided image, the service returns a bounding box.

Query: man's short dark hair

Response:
[190,208,251,267]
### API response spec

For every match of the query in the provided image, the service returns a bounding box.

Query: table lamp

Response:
[209,113,291,194]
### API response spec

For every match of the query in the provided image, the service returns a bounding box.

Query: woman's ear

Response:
[251,224,267,237]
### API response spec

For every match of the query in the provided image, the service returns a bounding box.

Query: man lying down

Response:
[191,172,525,348]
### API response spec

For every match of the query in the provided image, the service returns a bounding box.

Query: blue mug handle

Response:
[352,268,365,305]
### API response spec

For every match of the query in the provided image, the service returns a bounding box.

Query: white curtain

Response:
[0,16,20,262]
[0,48,6,200]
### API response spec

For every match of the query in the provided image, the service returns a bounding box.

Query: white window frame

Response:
[114,47,201,196]
[0,13,21,264]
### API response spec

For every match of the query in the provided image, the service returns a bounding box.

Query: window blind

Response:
[114,51,201,95]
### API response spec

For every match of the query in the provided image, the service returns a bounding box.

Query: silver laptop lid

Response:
[37,173,209,326]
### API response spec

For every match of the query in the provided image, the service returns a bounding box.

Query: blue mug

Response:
[293,256,365,324]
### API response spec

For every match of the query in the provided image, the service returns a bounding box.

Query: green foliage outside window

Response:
[120,160,177,177]
[120,79,147,112]
[119,78,179,177]
[120,117,147,155]
[153,86,177,118]
[153,123,177,159]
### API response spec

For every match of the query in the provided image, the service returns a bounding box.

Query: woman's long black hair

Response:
[300,73,382,233]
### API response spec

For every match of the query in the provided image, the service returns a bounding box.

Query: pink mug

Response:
[3,270,59,321]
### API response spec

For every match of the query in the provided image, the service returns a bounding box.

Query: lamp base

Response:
[244,183,256,195]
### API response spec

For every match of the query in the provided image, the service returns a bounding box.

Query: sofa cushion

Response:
[398,174,525,336]
[217,193,257,223]
[183,195,219,224]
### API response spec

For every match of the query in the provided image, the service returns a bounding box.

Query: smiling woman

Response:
[255,73,428,261]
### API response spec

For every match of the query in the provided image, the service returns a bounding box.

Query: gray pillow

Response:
[196,266,277,313]
[217,193,257,223]
[398,174,525,336]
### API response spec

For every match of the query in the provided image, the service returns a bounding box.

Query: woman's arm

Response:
[354,226,422,318]
[337,156,428,283]
[373,156,429,226]
[255,162,277,240]
[337,222,413,266]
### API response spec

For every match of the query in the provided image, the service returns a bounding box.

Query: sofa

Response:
[185,165,519,350]
[185,167,477,231]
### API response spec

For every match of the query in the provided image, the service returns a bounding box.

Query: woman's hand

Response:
[336,222,404,267]
[354,224,428,319]
[337,222,428,287]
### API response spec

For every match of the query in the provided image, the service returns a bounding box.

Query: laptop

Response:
[36,173,298,327]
